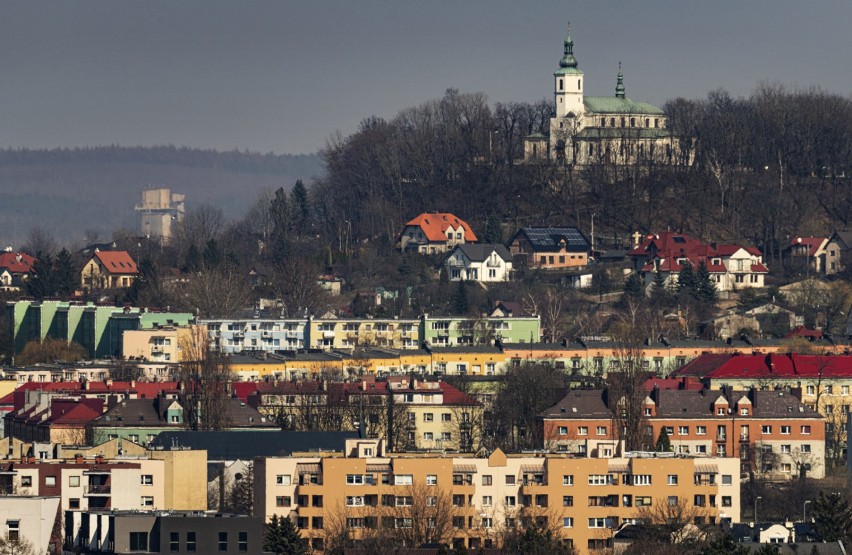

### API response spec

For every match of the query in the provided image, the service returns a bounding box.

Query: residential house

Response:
[254,438,740,553]
[628,232,768,292]
[81,250,139,290]
[783,236,828,273]
[243,375,483,451]
[444,244,512,283]
[89,396,276,445]
[823,231,852,275]
[489,301,531,318]
[539,387,825,479]
[508,226,591,269]
[0,251,35,291]
[399,213,477,254]
[0,496,60,554]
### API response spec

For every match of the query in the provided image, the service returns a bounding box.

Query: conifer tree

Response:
[483,214,503,244]
[655,427,672,452]
[453,279,469,315]
[623,272,643,300]
[263,515,307,555]
[813,491,852,544]
[289,179,311,233]
[694,260,718,303]
[677,262,695,295]
[27,252,55,300]
[52,248,77,297]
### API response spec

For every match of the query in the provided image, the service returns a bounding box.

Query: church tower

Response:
[553,24,584,119]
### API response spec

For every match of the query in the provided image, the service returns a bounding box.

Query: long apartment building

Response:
[539,387,826,479]
[254,439,741,554]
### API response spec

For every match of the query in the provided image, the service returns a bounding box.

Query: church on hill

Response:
[525,25,685,166]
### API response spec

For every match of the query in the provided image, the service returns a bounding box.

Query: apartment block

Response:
[422,315,540,347]
[254,439,741,553]
[540,387,826,479]
[202,318,310,353]
[122,325,205,363]
[309,318,421,350]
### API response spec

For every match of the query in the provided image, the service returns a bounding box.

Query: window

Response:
[141,474,153,485]
[505,475,516,485]
[169,532,179,552]
[276,474,291,485]
[667,475,678,485]
[631,475,652,486]
[588,474,613,485]
[141,496,154,507]
[218,532,228,552]
[346,496,365,507]
[588,518,608,528]
[780,425,791,435]
[130,532,148,551]
[563,475,574,486]
[505,496,516,506]
[558,426,568,435]
[678,426,689,436]
[423,432,433,441]
[69,476,80,487]
[696,426,706,435]
[801,444,811,454]
[722,475,732,485]
[187,532,197,552]
[578,426,588,436]
[806,385,815,395]
[781,463,792,474]
[276,496,291,507]
[801,425,812,435]
[761,425,772,434]
[596,426,607,436]
[441,413,451,422]
[424,413,434,422]
[482,495,492,506]
[69,498,80,509]
[6,521,18,543]
[780,445,791,454]
[426,475,437,485]
[843,386,850,395]
[394,474,413,486]
[722,496,732,507]
[482,474,492,486]
[668,496,678,507]
[563,517,574,528]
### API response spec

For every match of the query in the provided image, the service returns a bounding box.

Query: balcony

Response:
[739,435,750,442]
[322,331,336,338]
[84,485,111,496]
[715,433,727,442]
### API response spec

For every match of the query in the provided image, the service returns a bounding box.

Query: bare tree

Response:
[523,287,568,343]
[178,328,234,431]
[21,226,57,257]
[273,258,330,318]
[607,308,652,451]
[179,262,251,318]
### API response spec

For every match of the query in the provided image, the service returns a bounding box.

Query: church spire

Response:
[559,22,578,69]
[615,62,625,99]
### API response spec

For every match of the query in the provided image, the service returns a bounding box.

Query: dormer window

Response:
[712,258,721,265]
[716,407,726,416]
[740,408,748,416]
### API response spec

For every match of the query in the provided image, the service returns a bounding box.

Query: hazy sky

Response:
[3,1,850,155]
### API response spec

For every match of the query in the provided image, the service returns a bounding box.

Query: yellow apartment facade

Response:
[254,439,741,554]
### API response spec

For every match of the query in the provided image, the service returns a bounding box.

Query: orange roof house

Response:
[0,251,35,290]
[81,250,139,290]
[399,212,478,253]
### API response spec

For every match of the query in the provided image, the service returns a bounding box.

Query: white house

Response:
[444,244,512,283]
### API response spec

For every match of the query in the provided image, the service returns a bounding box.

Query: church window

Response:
[559,79,564,91]
[638,144,644,157]
[601,118,606,127]
[588,144,594,156]
[666,145,672,158]
[649,144,655,158]
[630,117,635,127]
[645,118,650,127]
[577,79,581,90]
[620,117,625,127]
[654,118,659,128]
[610,118,615,126]
[559,121,564,128]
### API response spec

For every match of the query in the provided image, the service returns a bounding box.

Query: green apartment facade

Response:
[8,301,193,359]
[420,315,540,347]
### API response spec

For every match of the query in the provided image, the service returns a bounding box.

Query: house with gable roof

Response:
[81,249,139,290]
[508,226,591,269]
[0,251,35,291]
[628,231,768,292]
[399,212,477,254]
[444,244,512,282]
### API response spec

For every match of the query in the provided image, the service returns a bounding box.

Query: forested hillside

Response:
[0,146,323,247]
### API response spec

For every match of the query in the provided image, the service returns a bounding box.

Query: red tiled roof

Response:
[784,326,823,340]
[48,400,103,425]
[404,213,478,243]
[787,237,827,257]
[438,382,480,406]
[642,377,705,391]
[674,353,852,379]
[0,252,35,274]
[92,250,138,275]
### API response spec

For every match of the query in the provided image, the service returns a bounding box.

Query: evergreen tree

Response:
[52,248,77,297]
[650,271,671,309]
[268,187,292,263]
[694,260,718,303]
[289,179,311,233]
[677,262,695,295]
[813,491,852,543]
[202,239,222,268]
[483,213,503,244]
[699,533,751,555]
[655,427,672,452]
[623,272,643,300]
[27,252,55,299]
[453,279,469,315]
[263,515,307,555]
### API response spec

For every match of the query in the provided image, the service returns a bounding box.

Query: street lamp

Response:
[803,500,812,523]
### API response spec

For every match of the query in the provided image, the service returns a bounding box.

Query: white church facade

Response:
[525,26,685,166]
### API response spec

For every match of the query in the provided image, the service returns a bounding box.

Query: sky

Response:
[2,1,851,155]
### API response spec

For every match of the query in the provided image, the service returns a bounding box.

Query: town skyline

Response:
[3,0,851,155]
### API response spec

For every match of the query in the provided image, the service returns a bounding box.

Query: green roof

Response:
[555,67,584,76]
[577,127,672,139]
[583,96,664,115]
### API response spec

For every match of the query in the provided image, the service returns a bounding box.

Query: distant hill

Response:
[0,146,324,247]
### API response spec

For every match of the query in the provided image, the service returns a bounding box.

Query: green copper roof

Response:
[558,24,579,70]
[615,64,625,99]
[583,96,664,115]
[554,66,584,76]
